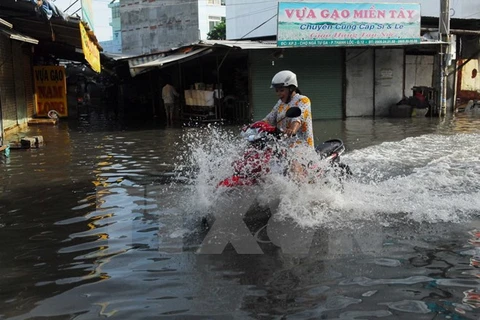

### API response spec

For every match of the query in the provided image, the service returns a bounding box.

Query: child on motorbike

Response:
[262,70,314,149]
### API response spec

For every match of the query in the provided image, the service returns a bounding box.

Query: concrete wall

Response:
[109,2,121,34]
[345,48,404,117]
[374,49,404,116]
[101,39,122,54]
[227,0,480,40]
[460,59,480,92]
[101,2,122,53]
[456,59,480,104]
[198,0,225,40]
[346,48,374,117]
[121,0,199,55]
[404,55,434,96]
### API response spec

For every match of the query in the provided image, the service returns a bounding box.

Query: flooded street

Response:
[1,112,480,319]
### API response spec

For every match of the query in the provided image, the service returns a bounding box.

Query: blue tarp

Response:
[30,0,66,20]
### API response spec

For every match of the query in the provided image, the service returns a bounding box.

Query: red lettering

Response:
[51,86,64,99]
[42,101,65,114]
[285,9,294,19]
[37,86,64,99]
[306,9,316,19]
[331,10,340,20]
[354,10,366,19]
[38,86,47,99]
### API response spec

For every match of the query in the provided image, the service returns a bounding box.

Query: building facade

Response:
[0,24,36,145]
[0,0,103,144]
[100,1,122,54]
[121,0,225,55]
[225,0,480,119]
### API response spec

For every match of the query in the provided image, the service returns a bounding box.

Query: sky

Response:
[53,0,113,41]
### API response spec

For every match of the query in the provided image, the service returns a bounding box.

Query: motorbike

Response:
[199,107,351,231]
[218,107,351,188]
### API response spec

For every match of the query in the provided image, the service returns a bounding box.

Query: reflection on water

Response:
[0,113,479,319]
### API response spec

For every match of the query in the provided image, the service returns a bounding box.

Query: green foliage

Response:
[207,21,226,40]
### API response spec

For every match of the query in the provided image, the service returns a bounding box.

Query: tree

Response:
[207,20,226,40]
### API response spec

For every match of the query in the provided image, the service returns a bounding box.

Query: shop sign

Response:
[277,2,421,47]
[33,66,68,117]
[79,22,101,73]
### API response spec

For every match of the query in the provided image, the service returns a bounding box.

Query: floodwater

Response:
[1,111,480,320]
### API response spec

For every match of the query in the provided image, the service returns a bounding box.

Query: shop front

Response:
[250,47,344,121]
[0,18,38,141]
[128,44,251,124]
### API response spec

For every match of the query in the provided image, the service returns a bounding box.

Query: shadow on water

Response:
[0,110,480,319]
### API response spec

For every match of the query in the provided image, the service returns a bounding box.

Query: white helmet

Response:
[270,70,298,88]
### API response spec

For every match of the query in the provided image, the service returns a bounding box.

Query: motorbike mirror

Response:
[286,107,301,118]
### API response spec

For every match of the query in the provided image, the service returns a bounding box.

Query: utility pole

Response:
[439,0,450,116]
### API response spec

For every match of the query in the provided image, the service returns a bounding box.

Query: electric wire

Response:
[239,13,276,39]
[107,0,276,7]
[72,7,81,15]
[56,0,279,41]
[228,6,277,21]
[56,0,278,23]
[63,0,79,13]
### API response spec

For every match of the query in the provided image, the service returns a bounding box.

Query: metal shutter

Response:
[13,42,26,124]
[250,48,343,121]
[23,50,34,118]
[0,36,17,130]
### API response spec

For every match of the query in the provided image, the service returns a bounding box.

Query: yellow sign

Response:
[33,66,68,117]
[79,22,101,73]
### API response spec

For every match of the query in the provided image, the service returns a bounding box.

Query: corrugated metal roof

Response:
[0,17,38,44]
[125,39,276,63]
[0,18,13,29]
[123,39,277,77]
[198,39,277,49]
[0,27,38,44]
[0,0,102,52]
[132,48,213,69]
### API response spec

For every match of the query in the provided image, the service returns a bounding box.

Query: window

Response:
[207,0,222,5]
[208,16,222,31]
[112,6,120,19]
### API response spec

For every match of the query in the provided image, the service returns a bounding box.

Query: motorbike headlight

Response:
[241,128,259,140]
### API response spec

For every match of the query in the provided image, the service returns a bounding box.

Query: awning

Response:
[128,52,166,77]
[0,0,102,61]
[198,39,277,49]
[0,18,13,28]
[0,27,38,44]
[132,48,213,69]
[0,17,38,44]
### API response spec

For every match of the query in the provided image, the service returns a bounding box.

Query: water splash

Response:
[177,127,480,228]
[339,133,480,224]
[175,125,247,214]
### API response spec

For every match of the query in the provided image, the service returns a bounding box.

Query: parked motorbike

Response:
[218,107,351,188]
